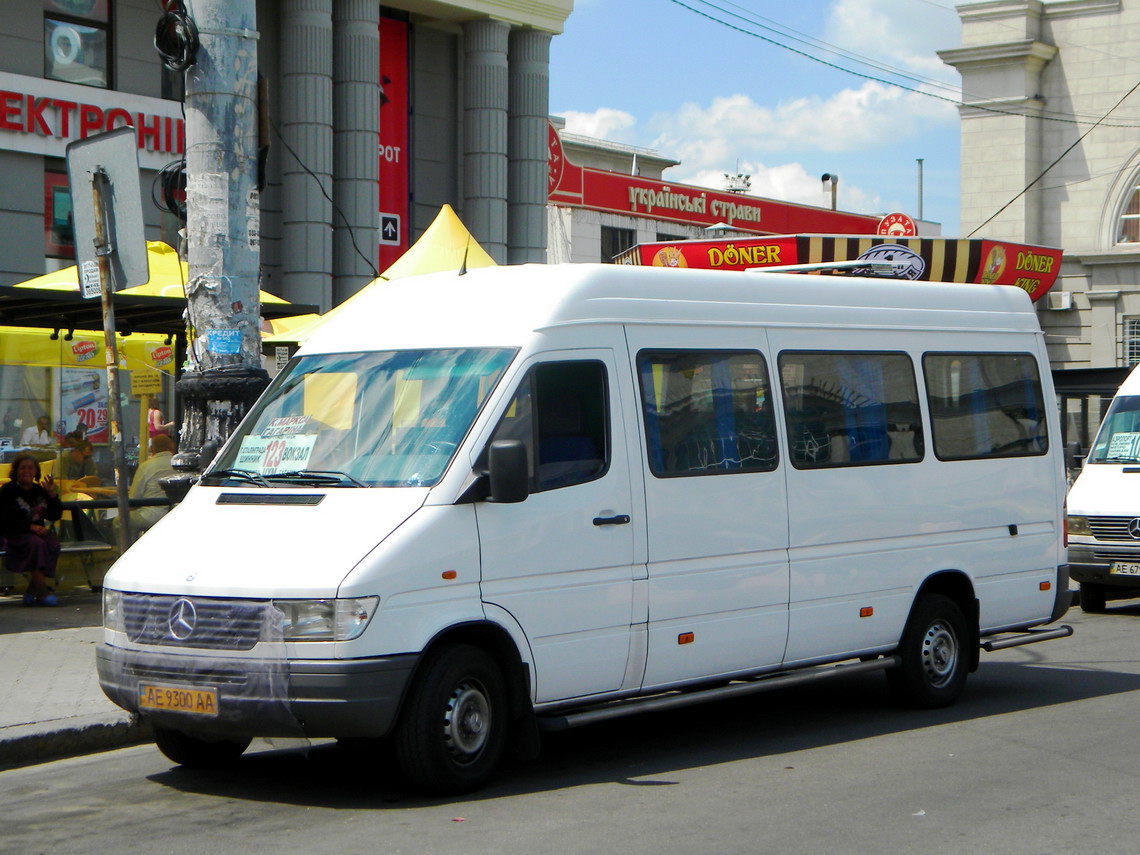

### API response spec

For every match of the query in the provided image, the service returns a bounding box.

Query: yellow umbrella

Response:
[264,204,496,344]
[16,241,289,304]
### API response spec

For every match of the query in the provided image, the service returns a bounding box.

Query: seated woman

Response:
[0,453,63,606]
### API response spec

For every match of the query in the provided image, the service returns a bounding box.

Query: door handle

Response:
[593,514,631,526]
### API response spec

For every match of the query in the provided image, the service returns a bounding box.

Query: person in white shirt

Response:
[20,415,53,449]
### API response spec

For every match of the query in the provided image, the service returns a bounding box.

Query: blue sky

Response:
[549,0,965,233]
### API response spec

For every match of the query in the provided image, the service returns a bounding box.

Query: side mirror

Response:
[486,439,529,503]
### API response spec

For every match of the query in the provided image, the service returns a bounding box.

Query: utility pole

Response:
[166,0,265,490]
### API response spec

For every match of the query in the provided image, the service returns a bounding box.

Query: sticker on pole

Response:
[80,260,101,299]
[207,329,242,355]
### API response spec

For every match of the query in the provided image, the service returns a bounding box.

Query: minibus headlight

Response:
[103,588,125,632]
[1067,515,1092,537]
[274,597,379,641]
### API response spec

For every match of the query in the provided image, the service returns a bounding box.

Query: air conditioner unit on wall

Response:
[1047,291,1073,311]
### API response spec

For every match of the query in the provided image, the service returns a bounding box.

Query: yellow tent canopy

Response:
[264,204,496,345]
[17,240,289,304]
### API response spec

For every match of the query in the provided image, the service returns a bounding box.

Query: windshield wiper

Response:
[202,468,272,487]
[263,469,368,487]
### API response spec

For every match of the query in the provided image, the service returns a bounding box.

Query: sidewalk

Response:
[0,584,152,768]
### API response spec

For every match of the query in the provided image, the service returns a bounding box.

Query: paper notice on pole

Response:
[207,328,242,355]
[81,260,101,299]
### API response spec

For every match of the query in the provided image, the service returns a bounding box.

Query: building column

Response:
[938,2,1056,243]
[463,19,509,263]
[332,0,380,304]
[281,0,334,310]
[507,28,550,265]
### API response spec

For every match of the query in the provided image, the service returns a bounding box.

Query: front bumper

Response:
[97,643,419,740]
[1068,542,1140,591]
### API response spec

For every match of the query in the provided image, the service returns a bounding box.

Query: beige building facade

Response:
[941,0,1140,386]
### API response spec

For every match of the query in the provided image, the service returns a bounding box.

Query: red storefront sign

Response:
[618,235,1063,302]
[0,71,184,164]
[378,17,409,272]
[548,121,881,235]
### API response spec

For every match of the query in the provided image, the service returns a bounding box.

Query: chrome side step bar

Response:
[980,624,1073,652]
[537,656,901,732]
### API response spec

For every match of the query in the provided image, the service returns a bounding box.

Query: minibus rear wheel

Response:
[887,593,968,709]
[394,643,508,795]
[152,725,250,767]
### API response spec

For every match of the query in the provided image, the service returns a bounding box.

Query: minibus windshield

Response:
[1087,394,1140,464]
[205,347,516,487]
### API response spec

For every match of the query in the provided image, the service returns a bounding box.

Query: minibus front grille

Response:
[1088,516,1140,541]
[121,594,271,650]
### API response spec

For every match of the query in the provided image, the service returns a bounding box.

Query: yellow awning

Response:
[0,326,175,373]
[16,241,289,304]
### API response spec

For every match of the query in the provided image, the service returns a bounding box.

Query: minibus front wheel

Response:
[887,593,969,709]
[152,725,251,768]
[393,643,508,795]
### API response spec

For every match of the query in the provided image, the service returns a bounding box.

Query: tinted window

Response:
[779,351,923,468]
[637,350,778,477]
[923,353,1047,460]
[489,361,609,491]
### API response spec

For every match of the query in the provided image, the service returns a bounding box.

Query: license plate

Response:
[1110,562,1140,576]
[139,683,219,716]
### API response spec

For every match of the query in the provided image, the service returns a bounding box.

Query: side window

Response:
[489,361,608,491]
[637,350,778,477]
[924,353,1048,460]
[779,351,923,468]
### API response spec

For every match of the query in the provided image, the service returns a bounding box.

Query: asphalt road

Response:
[5,603,1140,855]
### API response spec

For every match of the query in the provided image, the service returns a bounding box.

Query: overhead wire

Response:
[269,119,381,281]
[668,0,1140,128]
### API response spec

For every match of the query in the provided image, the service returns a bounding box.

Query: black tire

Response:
[393,643,508,795]
[1079,582,1107,613]
[152,725,250,768]
[887,593,970,709]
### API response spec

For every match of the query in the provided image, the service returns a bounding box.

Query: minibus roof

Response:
[298,262,1042,356]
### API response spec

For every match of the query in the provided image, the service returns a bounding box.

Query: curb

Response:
[0,712,153,769]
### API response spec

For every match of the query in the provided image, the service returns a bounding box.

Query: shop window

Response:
[44,0,110,89]
[44,167,75,259]
[600,226,635,264]
[1126,317,1140,365]
[1117,182,1140,244]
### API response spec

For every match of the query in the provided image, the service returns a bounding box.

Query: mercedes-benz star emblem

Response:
[168,598,198,641]
[1129,519,1140,539]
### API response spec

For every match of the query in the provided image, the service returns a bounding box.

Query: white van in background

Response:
[96,263,1072,794]
[1066,364,1140,610]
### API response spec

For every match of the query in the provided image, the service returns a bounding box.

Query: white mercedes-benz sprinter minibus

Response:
[97,263,1071,793]
[1066,364,1140,610]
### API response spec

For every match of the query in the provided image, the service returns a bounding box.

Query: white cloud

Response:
[558,108,637,143]
[647,81,955,170]
[676,163,883,215]
[824,0,961,84]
